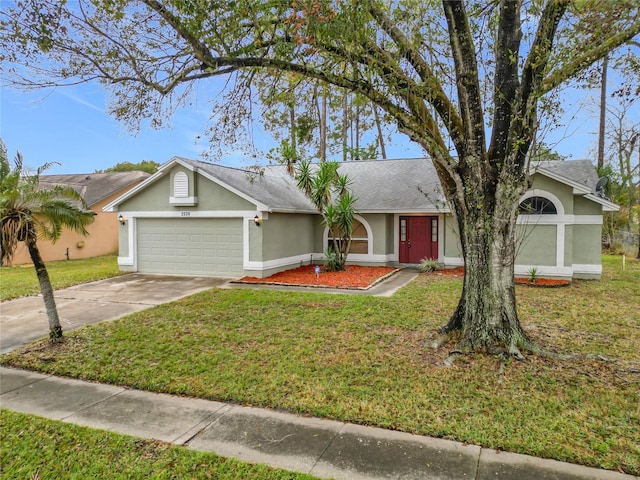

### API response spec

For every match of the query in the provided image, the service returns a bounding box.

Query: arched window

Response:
[326,218,370,254]
[349,220,369,253]
[519,196,557,215]
[173,172,188,198]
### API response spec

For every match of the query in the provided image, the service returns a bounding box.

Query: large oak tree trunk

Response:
[439,168,534,358]
[26,235,63,341]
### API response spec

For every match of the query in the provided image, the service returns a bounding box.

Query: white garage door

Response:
[137,218,243,276]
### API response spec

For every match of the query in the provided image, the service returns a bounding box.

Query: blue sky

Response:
[1,80,605,175]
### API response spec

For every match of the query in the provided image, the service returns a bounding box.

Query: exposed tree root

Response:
[429,334,450,350]
[444,350,464,367]
[432,325,579,365]
[49,326,63,342]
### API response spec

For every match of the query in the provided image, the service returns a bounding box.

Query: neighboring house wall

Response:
[9,187,137,265]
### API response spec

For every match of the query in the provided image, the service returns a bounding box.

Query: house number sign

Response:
[180,211,191,217]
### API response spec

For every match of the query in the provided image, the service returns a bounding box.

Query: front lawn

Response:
[0,410,317,480]
[0,255,122,301]
[2,255,639,475]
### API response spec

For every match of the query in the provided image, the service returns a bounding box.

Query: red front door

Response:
[399,216,438,264]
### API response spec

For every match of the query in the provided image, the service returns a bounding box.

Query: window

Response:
[327,219,369,254]
[173,172,188,198]
[518,196,557,215]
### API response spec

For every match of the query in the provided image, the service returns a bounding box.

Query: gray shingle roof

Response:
[179,158,315,211]
[531,160,599,190]
[39,171,150,207]
[142,157,602,213]
[177,157,447,212]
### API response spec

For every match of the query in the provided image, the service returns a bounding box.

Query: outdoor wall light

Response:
[254,215,262,227]
[118,214,127,225]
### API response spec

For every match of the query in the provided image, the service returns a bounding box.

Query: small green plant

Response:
[323,249,341,272]
[527,266,539,283]
[419,258,440,273]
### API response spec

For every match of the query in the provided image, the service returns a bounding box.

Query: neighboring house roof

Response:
[39,171,150,208]
[105,156,616,213]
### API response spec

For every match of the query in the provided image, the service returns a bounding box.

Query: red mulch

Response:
[432,267,571,287]
[431,267,465,276]
[238,264,571,289]
[238,265,399,289]
[515,277,571,287]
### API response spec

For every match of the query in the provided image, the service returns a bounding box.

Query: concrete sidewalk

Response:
[1,367,634,480]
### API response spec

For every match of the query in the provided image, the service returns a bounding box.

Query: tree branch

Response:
[541,16,640,94]
[511,0,569,171]
[442,0,486,159]
[488,0,522,164]
[367,0,465,151]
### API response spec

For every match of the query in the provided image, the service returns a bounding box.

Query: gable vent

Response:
[173,172,188,198]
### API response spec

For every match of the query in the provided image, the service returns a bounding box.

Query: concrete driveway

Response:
[0,274,231,354]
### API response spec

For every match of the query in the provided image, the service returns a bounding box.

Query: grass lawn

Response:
[0,255,122,301]
[0,410,317,480]
[2,255,639,475]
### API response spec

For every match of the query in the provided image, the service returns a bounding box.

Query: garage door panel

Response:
[137,218,243,276]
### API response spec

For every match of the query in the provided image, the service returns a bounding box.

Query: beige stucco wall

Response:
[574,196,602,215]
[359,214,390,255]
[8,184,143,266]
[564,225,573,267]
[443,215,462,258]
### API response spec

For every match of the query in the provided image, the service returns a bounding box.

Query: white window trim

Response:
[322,214,373,256]
[518,189,565,215]
[169,196,198,205]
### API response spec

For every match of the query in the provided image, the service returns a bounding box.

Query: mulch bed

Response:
[432,267,571,287]
[237,265,399,289]
[514,277,571,287]
[431,267,465,276]
[237,264,571,289]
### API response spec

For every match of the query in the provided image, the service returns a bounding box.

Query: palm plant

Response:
[296,160,356,271]
[0,142,95,341]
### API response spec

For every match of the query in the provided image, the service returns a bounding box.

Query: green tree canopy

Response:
[100,160,160,174]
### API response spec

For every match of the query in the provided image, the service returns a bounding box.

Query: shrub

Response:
[419,258,440,273]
